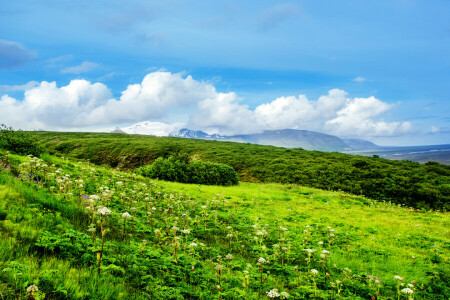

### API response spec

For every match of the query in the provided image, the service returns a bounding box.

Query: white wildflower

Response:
[401,288,414,294]
[97,206,112,215]
[266,289,280,298]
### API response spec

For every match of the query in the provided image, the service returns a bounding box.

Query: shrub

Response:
[136,156,239,186]
[0,124,45,156]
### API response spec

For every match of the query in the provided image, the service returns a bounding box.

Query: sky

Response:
[0,0,449,146]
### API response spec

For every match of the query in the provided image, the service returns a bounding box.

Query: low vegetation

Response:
[31,131,450,210]
[136,155,239,186]
[0,150,448,299]
[0,124,44,156]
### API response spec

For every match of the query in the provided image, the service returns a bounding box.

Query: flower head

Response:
[97,206,112,215]
[122,212,132,219]
[257,257,267,264]
[401,288,414,294]
[26,285,39,294]
[266,289,280,298]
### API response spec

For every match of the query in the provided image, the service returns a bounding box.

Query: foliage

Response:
[0,152,448,299]
[136,156,239,186]
[0,124,45,156]
[30,131,450,210]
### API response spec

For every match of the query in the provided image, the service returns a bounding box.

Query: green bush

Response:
[137,156,239,186]
[0,124,45,156]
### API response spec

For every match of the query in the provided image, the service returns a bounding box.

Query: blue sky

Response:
[0,0,449,145]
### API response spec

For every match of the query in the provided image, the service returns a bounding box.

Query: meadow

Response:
[0,150,448,299]
[30,131,450,210]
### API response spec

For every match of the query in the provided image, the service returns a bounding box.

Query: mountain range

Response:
[113,121,380,151]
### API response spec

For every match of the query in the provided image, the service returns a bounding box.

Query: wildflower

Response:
[310,269,319,275]
[303,248,316,253]
[227,233,233,238]
[225,254,233,260]
[89,195,100,201]
[97,207,112,215]
[394,275,403,281]
[318,241,324,245]
[266,289,280,298]
[26,285,39,294]
[188,242,197,248]
[122,212,132,219]
[87,227,96,233]
[280,291,289,299]
[401,288,414,294]
[215,264,224,271]
[181,229,191,234]
[322,250,331,254]
[257,257,267,264]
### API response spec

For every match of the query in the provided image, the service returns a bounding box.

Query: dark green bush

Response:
[0,124,45,156]
[136,156,239,186]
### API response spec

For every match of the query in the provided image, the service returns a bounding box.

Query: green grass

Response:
[30,131,450,210]
[0,151,448,299]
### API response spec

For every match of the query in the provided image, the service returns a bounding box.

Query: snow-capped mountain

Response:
[112,121,378,151]
[120,121,184,137]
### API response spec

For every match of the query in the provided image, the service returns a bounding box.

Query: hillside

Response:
[0,151,448,299]
[30,131,450,210]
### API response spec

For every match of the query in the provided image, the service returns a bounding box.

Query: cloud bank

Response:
[0,71,411,138]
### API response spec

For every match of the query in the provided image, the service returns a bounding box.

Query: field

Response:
[30,132,450,210]
[0,150,448,299]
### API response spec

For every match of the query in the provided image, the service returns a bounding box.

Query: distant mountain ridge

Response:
[112,121,379,151]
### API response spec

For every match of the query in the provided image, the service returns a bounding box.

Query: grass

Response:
[30,131,450,210]
[0,151,448,299]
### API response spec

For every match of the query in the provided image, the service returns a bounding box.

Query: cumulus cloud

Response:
[325,97,412,137]
[0,71,412,138]
[61,61,100,74]
[0,39,35,69]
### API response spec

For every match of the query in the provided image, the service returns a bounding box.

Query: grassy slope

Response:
[0,152,448,299]
[31,131,450,209]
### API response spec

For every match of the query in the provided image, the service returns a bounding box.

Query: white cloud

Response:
[0,71,412,138]
[61,61,100,74]
[325,97,411,137]
[0,81,39,93]
[353,76,367,83]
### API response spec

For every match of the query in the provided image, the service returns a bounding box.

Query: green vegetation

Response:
[31,131,450,210]
[136,156,239,186]
[0,150,448,299]
[0,124,44,156]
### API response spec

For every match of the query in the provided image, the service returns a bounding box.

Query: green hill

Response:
[0,151,448,299]
[30,131,450,210]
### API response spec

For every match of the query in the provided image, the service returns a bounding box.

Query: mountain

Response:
[343,139,379,150]
[114,121,378,151]
[111,127,127,134]
[171,128,350,151]
[121,121,183,136]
